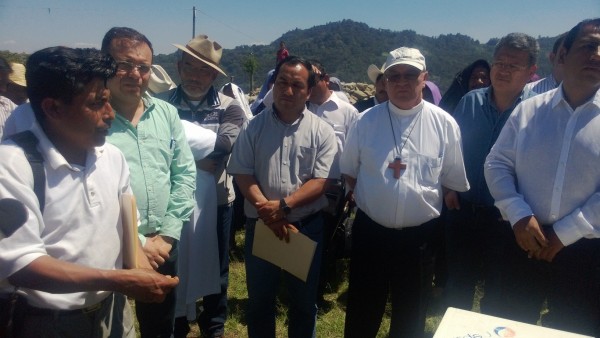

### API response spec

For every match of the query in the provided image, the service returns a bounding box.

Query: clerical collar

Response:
[388,100,424,117]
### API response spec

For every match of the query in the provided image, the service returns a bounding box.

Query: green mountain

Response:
[1,19,558,95]
[155,19,557,94]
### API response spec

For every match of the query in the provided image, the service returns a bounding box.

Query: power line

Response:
[194,8,260,43]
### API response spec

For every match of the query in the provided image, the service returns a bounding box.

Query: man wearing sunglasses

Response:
[101,27,196,338]
[340,47,469,338]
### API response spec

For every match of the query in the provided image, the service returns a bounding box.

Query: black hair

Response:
[26,46,116,123]
[0,56,12,74]
[272,55,316,89]
[309,59,326,76]
[101,26,154,55]
[563,18,600,52]
[552,33,568,54]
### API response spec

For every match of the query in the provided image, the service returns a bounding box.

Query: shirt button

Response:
[282,179,287,183]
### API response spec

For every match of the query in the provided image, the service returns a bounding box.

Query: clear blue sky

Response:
[0,0,598,55]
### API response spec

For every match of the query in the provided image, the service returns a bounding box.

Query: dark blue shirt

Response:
[452,86,536,206]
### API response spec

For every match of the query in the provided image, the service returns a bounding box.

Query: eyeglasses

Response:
[385,72,421,83]
[491,61,528,73]
[115,61,152,75]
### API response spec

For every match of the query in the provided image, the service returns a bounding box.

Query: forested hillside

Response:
[1,19,559,94]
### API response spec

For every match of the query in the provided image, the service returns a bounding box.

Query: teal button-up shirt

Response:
[108,95,196,244]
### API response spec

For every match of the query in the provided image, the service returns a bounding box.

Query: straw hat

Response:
[9,63,26,87]
[367,64,384,84]
[148,64,176,95]
[173,35,227,76]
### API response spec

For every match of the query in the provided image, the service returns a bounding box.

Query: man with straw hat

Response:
[158,34,247,338]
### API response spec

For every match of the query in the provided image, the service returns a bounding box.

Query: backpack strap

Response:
[9,131,46,213]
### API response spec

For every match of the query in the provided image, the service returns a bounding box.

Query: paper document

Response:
[252,219,317,282]
[434,307,593,338]
[120,193,138,269]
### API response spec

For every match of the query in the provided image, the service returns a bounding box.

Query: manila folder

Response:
[252,219,317,282]
[120,193,138,269]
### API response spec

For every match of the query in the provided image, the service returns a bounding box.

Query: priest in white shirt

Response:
[340,46,469,338]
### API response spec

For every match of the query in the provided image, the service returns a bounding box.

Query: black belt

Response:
[462,200,501,218]
[22,293,112,316]
[291,211,321,228]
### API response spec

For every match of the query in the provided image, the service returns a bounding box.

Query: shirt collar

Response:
[486,86,533,113]
[553,83,600,111]
[171,85,220,108]
[271,105,306,126]
[20,104,103,171]
[388,100,424,117]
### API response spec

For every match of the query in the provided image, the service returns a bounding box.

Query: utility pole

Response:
[192,6,196,38]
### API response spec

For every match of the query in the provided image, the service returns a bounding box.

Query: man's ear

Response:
[548,51,557,65]
[40,97,62,120]
[557,46,568,66]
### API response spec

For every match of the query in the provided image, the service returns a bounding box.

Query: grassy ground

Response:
[167,230,449,338]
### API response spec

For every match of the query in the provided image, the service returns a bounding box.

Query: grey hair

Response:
[494,33,539,66]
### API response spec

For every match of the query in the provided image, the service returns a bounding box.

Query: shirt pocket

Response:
[298,146,317,183]
[154,136,174,168]
[417,154,442,187]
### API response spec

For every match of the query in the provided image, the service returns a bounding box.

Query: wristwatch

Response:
[279,198,292,214]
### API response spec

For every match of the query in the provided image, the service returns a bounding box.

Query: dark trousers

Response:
[445,201,600,336]
[244,214,323,338]
[136,242,179,338]
[541,237,600,336]
[444,201,546,322]
[199,203,233,337]
[344,210,435,338]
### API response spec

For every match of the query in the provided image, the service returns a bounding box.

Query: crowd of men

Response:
[0,17,599,338]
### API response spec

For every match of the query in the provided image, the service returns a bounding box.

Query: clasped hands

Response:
[513,215,564,262]
[255,200,298,242]
[143,234,174,270]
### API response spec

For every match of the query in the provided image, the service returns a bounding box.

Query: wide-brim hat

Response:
[148,64,176,95]
[174,35,227,76]
[383,47,426,73]
[9,63,26,87]
[367,64,384,84]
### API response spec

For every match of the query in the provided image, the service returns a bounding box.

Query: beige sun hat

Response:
[9,63,26,87]
[173,35,227,76]
[148,64,176,95]
[367,63,384,84]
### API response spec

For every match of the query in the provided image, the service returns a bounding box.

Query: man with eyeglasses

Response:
[101,27,197,338]
[445,33,540,323]
[340,47,469,338]
[157,34,247,338]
